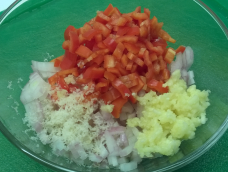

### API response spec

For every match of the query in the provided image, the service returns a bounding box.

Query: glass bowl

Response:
[0,0,228,171]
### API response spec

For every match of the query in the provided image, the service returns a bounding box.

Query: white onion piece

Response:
[137,90,145,97]
[119,136,137,157]
[104,131,119,155]
[125,127,134,138]
[108,156,118,167]
[131,127,139,137]
[170,53,183,73]
[135,103,143,118]
[69,143,88,160]
[108,126,126,135]
[119,144,134,157]
[31,61,60,72]
[100,111,114,122]
[182,51,187,69]
[120,133,129,147]
[89,153,103,163]
[20,72,50,104]
[24,100,44,133]
[52,140,65,152]
[187,70,195,86]
[181,69,189,83]
[69,144,80,160]
[184,46,194,70]
[76,145,88,160]
[120,112,128,121]
[121,102,134,114]
[119,161,137,172]
[118,157,128,164]
[39,71,56,80]
[99,143,109,158]
[127,112,136,119]
[131,151,142,163]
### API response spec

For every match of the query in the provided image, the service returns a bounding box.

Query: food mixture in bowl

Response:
[20,4,210,171]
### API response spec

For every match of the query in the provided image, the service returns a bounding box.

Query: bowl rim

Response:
[0,0,228,171]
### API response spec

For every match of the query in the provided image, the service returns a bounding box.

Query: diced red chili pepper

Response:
[83,67,105,79]
[62,40,70,50]
[111,97,128,118]
[164,47,176,64]
[151,38,167,49]
[83,29,102,41]
[95,11,111,24]
[112,78,132,99]
[60,50,77,70]
[101,87,121,104]
[117,26,130,36]
[127,26,140,36]
[147,79,168,93]
[115,63,129,76]
[75,45,93,58]
[69,31,80,54]
[130,75,144,93]
[104,71,117,82]
[48,73,58,85]
[121,54,129,67]
[64,25,77,40]
[107,67,121,77]
[138,47,146,58]
[103,4,114,16]
[115,35,138,43]
[144,8,150,18]
[104,55,115,68]
[123,42,140,54]
[143,50,152,66]
[58,68,79,77]
[110,17,128,26]
[92,55,104,65]
[103,35,118,52]
[176,45,186,54]
[93,21,111,37]
[54,59,61,67]
[58,77,69,91]
[113,42,125,61]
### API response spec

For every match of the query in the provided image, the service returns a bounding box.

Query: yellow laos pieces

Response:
[127,70,210,158]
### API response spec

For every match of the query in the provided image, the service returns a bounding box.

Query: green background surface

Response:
[0,0,228,172]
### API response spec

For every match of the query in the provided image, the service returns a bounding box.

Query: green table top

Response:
[1,1,228,172]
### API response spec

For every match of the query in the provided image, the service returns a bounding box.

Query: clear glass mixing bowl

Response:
[0,0,228,171]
